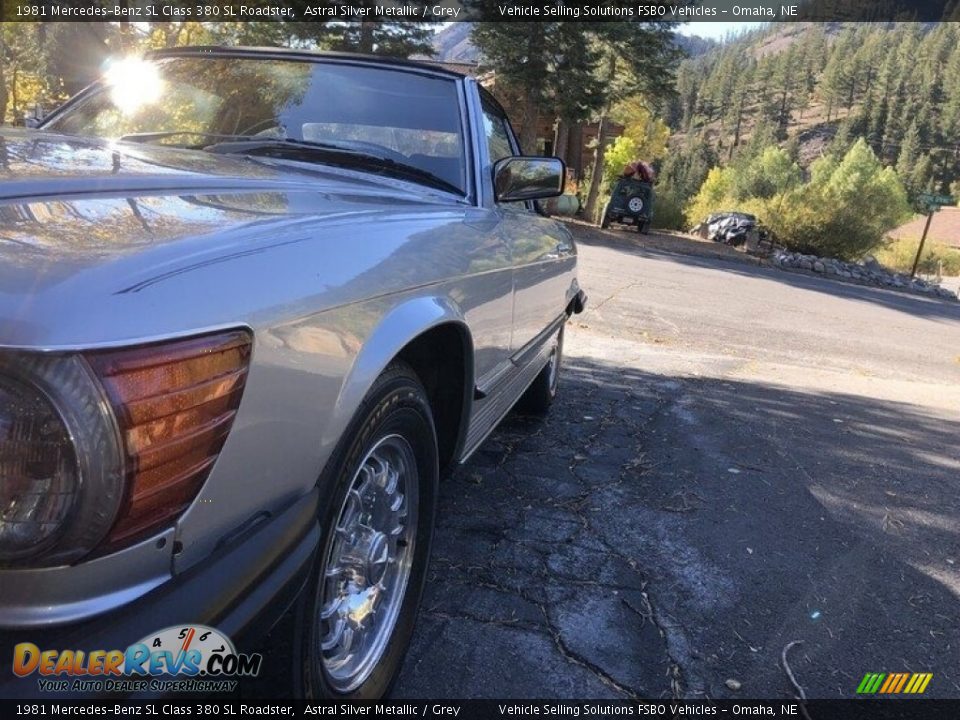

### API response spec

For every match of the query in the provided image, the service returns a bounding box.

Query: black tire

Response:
[638,219,650,235]
[599,203,611,229]
[517,325,564,414]
[293,361,438,699]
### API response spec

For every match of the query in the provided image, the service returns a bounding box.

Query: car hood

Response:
[0,129,470,348]
[0,128,460,272]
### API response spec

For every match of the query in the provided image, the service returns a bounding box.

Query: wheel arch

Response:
[330,296,474,476]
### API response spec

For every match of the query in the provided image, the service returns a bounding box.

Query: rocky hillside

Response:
[430,23,480,63]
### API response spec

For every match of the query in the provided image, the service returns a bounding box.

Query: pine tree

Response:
[820,29,859,121]
[865,48,898,150]
[941,40,960,161]
[830,116,857,160]
[724,70,751,158]
[314,19,434,58]
[769,45,800,139]
[471,22,553,152]
[896,120,924,198]
[801,25,828,95]
[752,55,777,123]
[881,77,909,164]
[673,62,700,132]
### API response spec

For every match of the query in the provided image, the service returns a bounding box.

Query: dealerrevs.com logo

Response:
[13,625,262,693]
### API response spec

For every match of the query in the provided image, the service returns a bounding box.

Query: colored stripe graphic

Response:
[856,673,886,694]
[906,673,933,694]
[857,672,933,694]
[880,673,900,693]
[893,673,910,693]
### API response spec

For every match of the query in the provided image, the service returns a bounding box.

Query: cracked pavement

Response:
[395,225,960,700]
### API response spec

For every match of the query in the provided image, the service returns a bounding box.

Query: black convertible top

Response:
[149,45,470,80]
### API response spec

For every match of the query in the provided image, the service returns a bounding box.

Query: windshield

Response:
[44,55,467,194]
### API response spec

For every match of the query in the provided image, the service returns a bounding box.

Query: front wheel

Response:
[294,362,438,699]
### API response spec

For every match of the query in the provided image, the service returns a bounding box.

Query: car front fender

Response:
[324,293,474,460]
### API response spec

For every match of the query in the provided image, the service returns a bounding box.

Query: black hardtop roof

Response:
[148,45,470,80]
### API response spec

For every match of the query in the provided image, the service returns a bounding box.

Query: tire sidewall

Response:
[548,325,564,399]
[296,370,438,700]
[516,324,565,415]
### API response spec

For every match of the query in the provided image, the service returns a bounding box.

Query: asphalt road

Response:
[396,225,960,700]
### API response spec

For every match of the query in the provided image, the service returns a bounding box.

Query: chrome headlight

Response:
[1,330,252,568]
[0,355,125,567]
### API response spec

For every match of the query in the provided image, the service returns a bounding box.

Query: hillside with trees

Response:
[656,22,960,267]
[665,22,960,194]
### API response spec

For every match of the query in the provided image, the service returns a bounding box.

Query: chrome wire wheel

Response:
[317,434,418,693]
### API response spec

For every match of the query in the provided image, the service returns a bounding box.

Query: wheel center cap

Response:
[344,585,380,626]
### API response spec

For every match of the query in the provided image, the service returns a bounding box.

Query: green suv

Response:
[600,176,654,234]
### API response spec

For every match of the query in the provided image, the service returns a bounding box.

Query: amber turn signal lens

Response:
[86,330,252,547]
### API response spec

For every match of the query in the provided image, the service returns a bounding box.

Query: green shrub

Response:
[684,147,801,229]
[731,146,802,200]
[603,136,640,188]
[684,139,911,261]
[651,188,687,230]
[773,141,910,260]
[685,166,736,224]
[874,238,960,276]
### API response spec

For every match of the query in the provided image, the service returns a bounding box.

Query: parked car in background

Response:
[600,175,655,234]
[696,211,768,247]
[0,47,585,699]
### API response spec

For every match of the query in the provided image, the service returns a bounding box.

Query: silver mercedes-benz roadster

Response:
[0,46,585,698]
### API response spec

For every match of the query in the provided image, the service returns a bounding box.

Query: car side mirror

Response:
[493,156,565,203]
[24,104,45,129]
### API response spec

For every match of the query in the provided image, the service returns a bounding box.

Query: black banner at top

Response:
[1,0,959,23]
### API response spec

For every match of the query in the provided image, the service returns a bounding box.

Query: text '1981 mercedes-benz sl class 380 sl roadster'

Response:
[0,46,585,699]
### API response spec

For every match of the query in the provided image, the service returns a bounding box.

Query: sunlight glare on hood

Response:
[106,56,163,115]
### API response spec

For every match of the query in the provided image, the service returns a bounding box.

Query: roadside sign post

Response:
[910,194,955,278]
[910,211,935,278]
